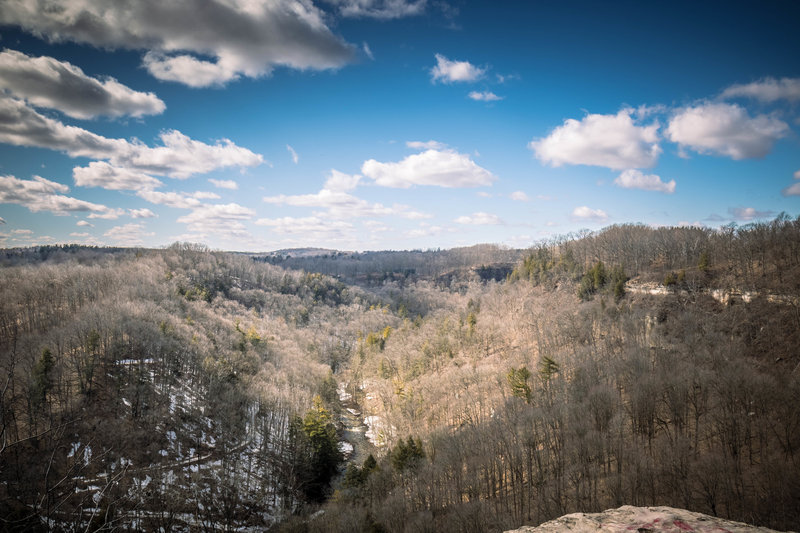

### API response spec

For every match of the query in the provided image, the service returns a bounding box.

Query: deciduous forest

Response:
[2,217,799,532]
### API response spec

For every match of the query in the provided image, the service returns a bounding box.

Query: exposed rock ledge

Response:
[505,506,791,533]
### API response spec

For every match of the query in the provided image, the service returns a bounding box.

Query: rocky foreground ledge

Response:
[505,506,791,533]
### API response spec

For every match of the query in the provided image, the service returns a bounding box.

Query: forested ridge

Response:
[1,217,799,532]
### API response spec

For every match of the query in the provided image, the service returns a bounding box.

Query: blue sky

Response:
[0,0,798,251]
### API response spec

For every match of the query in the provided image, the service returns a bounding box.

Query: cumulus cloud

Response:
[721,77,800,102]
[666,103,788,159]
[0,174,121,217]
[454,212,503,225]
[286,144,299,164]
[361,149,496,188]
[103,223,154,246]
[614,169,676,194]
[571,206,608,222]
[430,54,485,83]
[729,207,774,221]
[324,169,361,191]
[0,95,263,178]
[129,208,156,218]
[73,162,163,191]
[208,179,238,190]
[0,0,354,88]
[468,91,502,102]
[509,191,529,201]
[76,220,93,227]
[530,109,661,170]
[323,0,426,19]
[0,49,165,119]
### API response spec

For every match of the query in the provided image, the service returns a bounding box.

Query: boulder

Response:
[505,506,791,533]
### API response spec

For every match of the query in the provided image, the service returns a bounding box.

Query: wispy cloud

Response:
[721,77,800,103]
[286,144,299,164]
[455,212,504,225]
[728,206,774,221]
[324,0,427,19]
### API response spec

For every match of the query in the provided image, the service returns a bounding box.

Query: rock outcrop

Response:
[505,506,790,533]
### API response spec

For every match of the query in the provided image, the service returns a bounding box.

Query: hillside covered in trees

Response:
[2,216,800,532]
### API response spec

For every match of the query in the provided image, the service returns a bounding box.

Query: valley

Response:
[1,218,800,532]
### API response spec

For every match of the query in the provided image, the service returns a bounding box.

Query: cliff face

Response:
[505,506,791,533]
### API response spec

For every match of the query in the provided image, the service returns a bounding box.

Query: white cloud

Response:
[129,208,156,219]
[666,103,788,159]
[193,191,222,200]
[455,212,503,225]
[729,207,774,221]
[286,144,299,164]
[104,223,154,246]
[324,0,426,19]
[69,232,90,238]
[0,174,121,217]
[76,220,93,227]
[362,42,374,60]
[571,206,608,222]
[405,224,444,238]
[721,77,800,102]
[208,178,238,190]
[468,91,502,102]
[785,170,800,196]
[614,169,676,194]
[73,162,163,191]
[510,191,529,201]
[0,0,354,88]
[136,190,203,209]
[0,49,164,119]
[11,229,33,235]
[0,217,5,224]
[782,182,800,196]
[361,149,496,188]
[430,54,485,83]
[0,95,263,178]
[324,169,361,191]
[176,203,255,239]
[530,109,661,170]
[263,187,427,219]
[406,140,446,150]
[255,216,353,236]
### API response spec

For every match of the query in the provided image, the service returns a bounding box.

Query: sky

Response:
[0,0,798,252]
